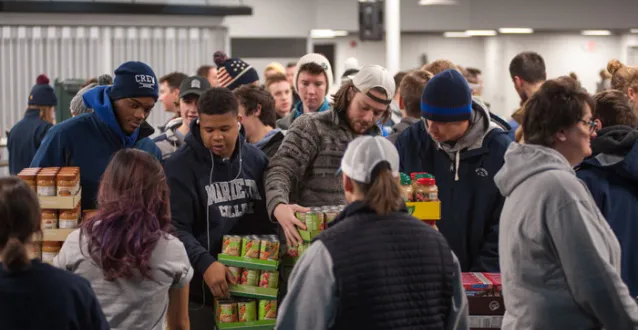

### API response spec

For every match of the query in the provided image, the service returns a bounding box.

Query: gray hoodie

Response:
[494,143,638,330]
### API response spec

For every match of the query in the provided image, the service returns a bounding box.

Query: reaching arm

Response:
[265,115,320,217]
[30,126,68,167]
[548,200,638,329]
[167,286,190,330]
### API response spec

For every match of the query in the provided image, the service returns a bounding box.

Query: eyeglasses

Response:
[580,119,599,133]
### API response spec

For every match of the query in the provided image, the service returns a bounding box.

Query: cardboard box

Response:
[463,272,505,330]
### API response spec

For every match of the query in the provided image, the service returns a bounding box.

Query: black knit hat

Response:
[28,74,57,106]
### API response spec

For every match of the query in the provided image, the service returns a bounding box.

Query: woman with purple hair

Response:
[54,149,193,330]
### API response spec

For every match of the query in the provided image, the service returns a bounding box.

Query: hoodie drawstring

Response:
[454,151,460,181]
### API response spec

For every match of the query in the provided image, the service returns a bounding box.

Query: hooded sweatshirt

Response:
[7,108,53,175]
[253,128,284,159]
[577,125,638,297]
[30,86,159,210]
[276,99,331,130]
[494,143,638,330]
[394,100,511,272]
[164,120,275,305]
[153,117,186,160]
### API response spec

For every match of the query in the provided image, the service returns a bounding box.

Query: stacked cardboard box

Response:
[462,272,504,330]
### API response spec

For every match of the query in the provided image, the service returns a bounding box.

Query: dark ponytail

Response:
[356,163,404,215]
[0,177,41,272]
[2,238,29,271]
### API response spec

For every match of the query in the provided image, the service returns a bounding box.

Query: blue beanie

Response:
[213,51,260,91]
[28,75,57,106]
[108,61,158,101]
[421,69,472,122]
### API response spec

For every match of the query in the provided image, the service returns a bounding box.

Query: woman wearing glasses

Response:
[494,76,638,330]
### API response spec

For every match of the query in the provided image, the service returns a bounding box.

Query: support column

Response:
[385,0,400,75]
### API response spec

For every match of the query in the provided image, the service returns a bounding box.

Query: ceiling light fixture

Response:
[310,29,348,39]
[498,28,534,34]
[466,30,497,36]
[443,31,470,38]
[419,0,458,5]
[581,30,611,36]
[631,29,638,34]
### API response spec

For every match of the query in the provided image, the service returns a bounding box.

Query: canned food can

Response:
[241,235,260,259]
[324,208,339,225]
[226,266,242,283]
[286,244,298,257]
[298,243,310,257]
[258,300,278,320]
[222,235,241,256]
[304,210,319,231]
[314,207,325,230]
[237,300,256,322]
[295,211,306,222]
[216,301,238,323]
[259,270,279,289]
[240,269,259,286]
[259,238,273,261]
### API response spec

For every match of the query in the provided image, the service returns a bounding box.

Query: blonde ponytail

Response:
[358,167,404,216]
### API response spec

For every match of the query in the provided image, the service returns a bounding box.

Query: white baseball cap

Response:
[340,136,400,184]
[351,65,396,105]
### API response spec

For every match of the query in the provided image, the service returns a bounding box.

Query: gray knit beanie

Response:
[69,74,113,116]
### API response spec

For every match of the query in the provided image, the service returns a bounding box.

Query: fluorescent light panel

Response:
[631,29,638,34]
[498,27,534,34]
[310,29,348,38]
[443,31,470,38]
[419,0,458,5]
[581,30,611,36]
[466,30,497,36]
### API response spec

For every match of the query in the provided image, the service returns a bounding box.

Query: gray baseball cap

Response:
[351,65,396,105]
[179,76,211,98]
[340,136,400,184]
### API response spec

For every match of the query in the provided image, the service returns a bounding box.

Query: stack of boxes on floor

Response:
[215,234,281,328]
[17,167,84,264]
[463,272,504,330]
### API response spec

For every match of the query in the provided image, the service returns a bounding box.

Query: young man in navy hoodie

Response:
[30,61,162,210]
[395,69,511,272]
[164,87,274,330]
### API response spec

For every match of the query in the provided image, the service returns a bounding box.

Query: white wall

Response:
[222,0,315,38]
[316,33,627,119]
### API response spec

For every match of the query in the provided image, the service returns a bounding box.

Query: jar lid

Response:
[416,178,436,185]
[409,172,426,180]
[400,173,411,185]
[36,172,57,179]
[414,173,433,180]
[42,241,62,248]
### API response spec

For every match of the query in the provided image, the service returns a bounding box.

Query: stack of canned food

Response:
[285,205,345,259]
[222,235,280,261]
[224,266,279,289]
[215,298,277,323]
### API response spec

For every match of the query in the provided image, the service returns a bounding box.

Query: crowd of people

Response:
[2,45,638,330]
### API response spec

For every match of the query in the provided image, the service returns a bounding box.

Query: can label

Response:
[58,219,77,229]
[286,244,298,257]
[240,269,259,286]
[298,243,309,257]
[259,239,280,261]
[37,186,56,197]
[241,236,260,259]
[259,271,279,289]
[41,251,57,264]
[305,211,319,231]
[295,211,305,222]
[258,300,278,320]
[227,266,242,284]
[216,302,238,323]
[238,300,256,322]
[222,235,241,256]
[41,219,57,230]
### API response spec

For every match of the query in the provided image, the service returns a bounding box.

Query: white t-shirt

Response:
[53,229,193,330]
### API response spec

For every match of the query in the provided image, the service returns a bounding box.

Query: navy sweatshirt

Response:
[395,118,511,272]
[577,126,638,297]
[0,259,110,330]
[165,120,275,304]
[30,86,160,210]
[7,109,53,175]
